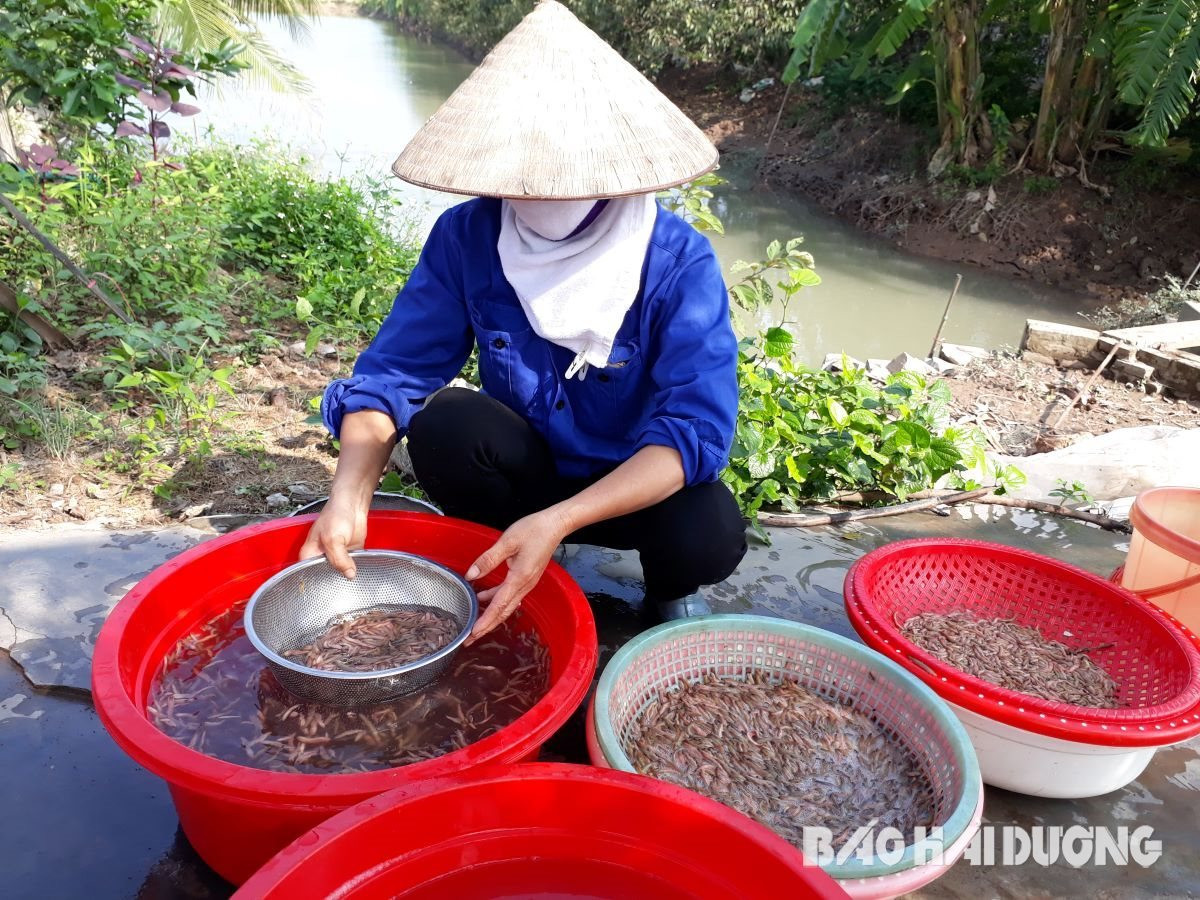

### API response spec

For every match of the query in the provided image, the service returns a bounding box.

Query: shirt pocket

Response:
[471,304,544,414]
[574,339,647,434]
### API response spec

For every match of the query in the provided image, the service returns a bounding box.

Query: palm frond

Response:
[160,0,244,51]
[230,0,319,42]
[1114,0,1200,145]
[1115,0,1197,103]
[157,0,311,93]
[864,0,940,61]
[1131,12,1200,143]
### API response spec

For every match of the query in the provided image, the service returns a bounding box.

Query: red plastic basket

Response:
[844,539,1200,747]
[234,763,849,899]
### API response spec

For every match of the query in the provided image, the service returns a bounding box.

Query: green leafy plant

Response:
[0,0,156,131]
[720,237,1011,524]
[1049,478,1094,507]
[190,141,419,342]
[1023,175,1058,195]
[656,173,727,235]
[0,462,19,491]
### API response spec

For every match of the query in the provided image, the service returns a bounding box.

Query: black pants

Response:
[407,388,748,603]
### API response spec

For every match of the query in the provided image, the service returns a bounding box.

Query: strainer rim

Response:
[243,550,478,682]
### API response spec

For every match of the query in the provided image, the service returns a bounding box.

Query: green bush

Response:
[0,137,420,487]
[0,0,156,131]
[1,140,419,349]
[724,347,971,521]
[189,142,418,339]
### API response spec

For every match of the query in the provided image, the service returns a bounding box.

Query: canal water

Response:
[195,12,1086,364]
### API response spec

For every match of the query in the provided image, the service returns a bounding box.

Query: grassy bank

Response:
[0,138,420,521]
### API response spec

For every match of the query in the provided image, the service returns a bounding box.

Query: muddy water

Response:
[196,13,1087,363]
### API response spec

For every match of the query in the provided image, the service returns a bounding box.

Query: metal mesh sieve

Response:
[244,550,477,707]
[290,492,443,517]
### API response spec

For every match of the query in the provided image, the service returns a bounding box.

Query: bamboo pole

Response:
[1184,258,1200,291]
[0,193,135,327]
[928,274,963,359]
[1050,341,1121,430]
[758,80,795,183]
[758,487,1130,532]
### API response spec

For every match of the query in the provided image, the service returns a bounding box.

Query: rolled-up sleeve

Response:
[633,246,738,485]
[321,208,474,440]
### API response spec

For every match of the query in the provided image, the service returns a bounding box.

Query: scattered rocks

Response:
[887,352,935,376]
[287,482,318,499]
[48,483,65,497]
[266,387,289,408]
[265,493,291,511]
[938,343,990,366]
[926,358,959,376]
[176,502,213,520]
[821,353,864,372]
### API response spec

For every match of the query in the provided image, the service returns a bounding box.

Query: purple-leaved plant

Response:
[114,36,204,165]
[16,143,81,204]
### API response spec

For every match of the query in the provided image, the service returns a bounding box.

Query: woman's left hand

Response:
[464,508,571,642]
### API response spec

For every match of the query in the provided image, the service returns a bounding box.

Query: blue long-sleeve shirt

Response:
[321,197,738,486]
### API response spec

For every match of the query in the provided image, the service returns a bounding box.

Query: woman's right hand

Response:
[299,408,398,579]
[299,493,369,579]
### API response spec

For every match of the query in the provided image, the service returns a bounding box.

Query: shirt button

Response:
[555,399,565,411]
[492,337,506,349]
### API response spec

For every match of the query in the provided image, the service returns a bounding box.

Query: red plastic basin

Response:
[92,512,598,885]
[235,763,849,899]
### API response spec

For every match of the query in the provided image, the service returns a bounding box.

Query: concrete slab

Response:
[0,523,214,690]
[0,504,1195,898]
[0,657,230,898]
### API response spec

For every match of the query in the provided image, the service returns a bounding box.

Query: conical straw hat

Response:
[392,1,718,199]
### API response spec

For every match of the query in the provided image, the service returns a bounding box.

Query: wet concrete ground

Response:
[1,505,1196,898]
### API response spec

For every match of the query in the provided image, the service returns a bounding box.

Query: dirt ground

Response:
[0,348,345,531]
[661,67,1200,304]
[945,351,1200,457]
[7,344,1198,531]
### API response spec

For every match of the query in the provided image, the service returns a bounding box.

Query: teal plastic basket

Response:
[592,614,981,881]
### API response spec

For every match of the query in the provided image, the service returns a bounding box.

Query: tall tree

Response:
[785,0,993,174]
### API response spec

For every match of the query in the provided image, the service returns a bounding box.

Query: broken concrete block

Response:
[887,352,935,376]
[822,353,864,372]
[940,343,990,366]
[1021,350,1058,367]
[926,357,959,375]
[1021,320,1100,362]
[1113,358,1155,383]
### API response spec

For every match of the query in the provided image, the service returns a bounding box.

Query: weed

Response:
[11,396,87,461]
[0,462,18,491]
[1023,176,1058,196]
[1082,276,1200,330]
[1049,478,1093,507]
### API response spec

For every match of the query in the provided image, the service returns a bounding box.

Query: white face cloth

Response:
[507,198,598,241]
[498,194,658,380]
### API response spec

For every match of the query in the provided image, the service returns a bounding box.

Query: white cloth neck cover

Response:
[498,194,658,380]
